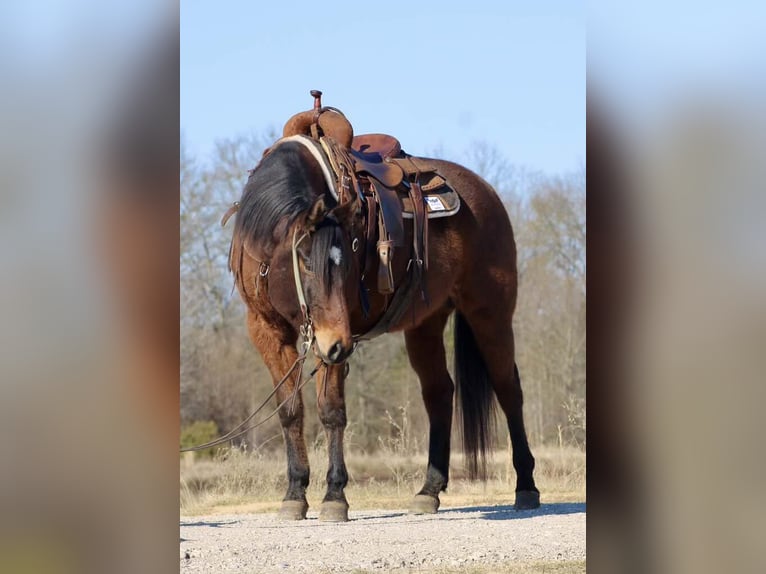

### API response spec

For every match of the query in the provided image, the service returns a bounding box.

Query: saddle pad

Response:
[401,178,460,219]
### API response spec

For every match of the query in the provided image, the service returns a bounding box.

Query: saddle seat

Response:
[349,134,404,189]
[352,133,401,160]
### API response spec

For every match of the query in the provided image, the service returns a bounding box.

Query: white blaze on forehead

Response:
[329,246,342,266]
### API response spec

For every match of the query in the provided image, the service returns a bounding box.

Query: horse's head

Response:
[289,194,364,364]
[231,140,364,365]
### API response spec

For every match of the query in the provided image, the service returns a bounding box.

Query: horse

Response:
[227,93,539,522]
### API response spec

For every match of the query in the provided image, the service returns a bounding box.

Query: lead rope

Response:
[180,353,322,452]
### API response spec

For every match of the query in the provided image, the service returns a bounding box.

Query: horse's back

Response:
[421,157,516,271]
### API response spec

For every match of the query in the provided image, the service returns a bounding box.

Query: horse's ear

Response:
[330,197,360,227]
[306,195,329,230]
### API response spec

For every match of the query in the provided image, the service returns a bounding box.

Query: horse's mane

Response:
[230,141,348,295]
[233,142,317,252]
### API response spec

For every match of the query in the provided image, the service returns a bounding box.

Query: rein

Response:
[181,229,318,454]
[180,333,320,453]
[292,228,313,341]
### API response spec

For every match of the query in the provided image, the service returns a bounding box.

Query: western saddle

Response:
[226,90,460,338]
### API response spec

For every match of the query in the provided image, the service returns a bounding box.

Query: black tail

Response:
[454,311,496,480]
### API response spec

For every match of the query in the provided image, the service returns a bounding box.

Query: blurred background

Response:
[589,2,766,573]
[0,1,178,572]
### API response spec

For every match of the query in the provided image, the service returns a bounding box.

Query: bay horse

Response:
[227,94,539,521]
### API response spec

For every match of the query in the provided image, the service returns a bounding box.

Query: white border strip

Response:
[274,135,339,201]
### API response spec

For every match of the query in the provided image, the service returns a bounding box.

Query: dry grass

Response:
[180,445,585,516]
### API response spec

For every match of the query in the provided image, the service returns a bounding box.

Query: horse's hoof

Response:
[319,500,349,522]
[409,494,440,514]
[279,499,308,520]
[514,490,540,510]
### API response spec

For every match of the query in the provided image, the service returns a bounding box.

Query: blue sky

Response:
[181,1,584,175]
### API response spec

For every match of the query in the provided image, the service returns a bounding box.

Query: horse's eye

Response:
[299,251,314,273]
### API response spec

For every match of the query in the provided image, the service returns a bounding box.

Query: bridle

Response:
[291,228,314,353]
[278,133,367,356]
[291,223,361,360]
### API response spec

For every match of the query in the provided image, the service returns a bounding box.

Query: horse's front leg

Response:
[316,362,350,521]
[247,313,310,520]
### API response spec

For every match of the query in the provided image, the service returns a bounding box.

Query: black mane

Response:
[230,140,348,294]
[233,141,323,252]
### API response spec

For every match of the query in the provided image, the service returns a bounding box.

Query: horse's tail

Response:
[454,311,496,480]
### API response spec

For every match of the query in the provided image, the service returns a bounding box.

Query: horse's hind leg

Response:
[246,312,310,520]
[404,305,454,514]
[458,304,540,509]
[315,363,350,522]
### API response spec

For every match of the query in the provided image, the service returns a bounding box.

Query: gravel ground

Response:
[180,503,585,573]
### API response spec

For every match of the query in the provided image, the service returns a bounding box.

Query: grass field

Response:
[180,445,585,516]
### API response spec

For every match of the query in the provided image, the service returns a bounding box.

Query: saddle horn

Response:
[282,89,354,148]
